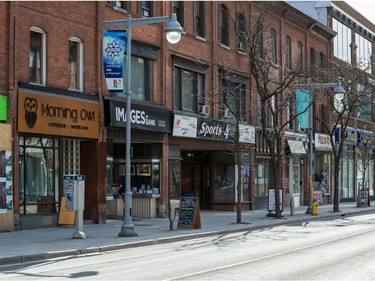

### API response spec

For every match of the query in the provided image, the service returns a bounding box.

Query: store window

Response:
[68,37,84,92]
[255,159,273,197]
[29,27,46,85]
[340,145,355,198]
[19,137,59,214]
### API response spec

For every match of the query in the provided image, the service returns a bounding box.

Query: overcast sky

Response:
[345,0,375,25]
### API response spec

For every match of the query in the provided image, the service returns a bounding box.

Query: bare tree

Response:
[228,2,307,219]
[314,60,374,212]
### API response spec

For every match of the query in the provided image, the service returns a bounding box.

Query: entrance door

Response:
[289,157,301,207]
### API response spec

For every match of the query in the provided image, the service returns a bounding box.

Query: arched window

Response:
[69,37,84,91]
[271,28,277,64]
[297,41,303,71]
[286,36,292,69]
[29,27,46,85]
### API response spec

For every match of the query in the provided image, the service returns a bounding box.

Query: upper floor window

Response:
[194,1,205,37]
[29,27,46,85]
[332,18,351,63]
[270,28,277,64]
[140,1,155,17]
[219,4,230,46]
[319,52,326,70]
[297,41,303,71]
[69,37,84,91]
[237,12,246,51]
[173,56,207,113]
[172,1,184,29]
[221,79,246,121]
[355,33,372,73]
[310,47,316,67]
[285,36,292,69]
[108,1,130,10]
[255,22,264,58]
[357,83,373,121]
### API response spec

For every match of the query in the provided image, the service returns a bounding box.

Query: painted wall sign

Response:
[18,91,99,139]
[104,98,171,133]
[103,30,126,91]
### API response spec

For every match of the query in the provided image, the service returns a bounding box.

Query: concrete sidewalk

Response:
[1,202,374,266]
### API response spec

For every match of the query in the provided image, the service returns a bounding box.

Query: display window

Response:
[19,136,59,214]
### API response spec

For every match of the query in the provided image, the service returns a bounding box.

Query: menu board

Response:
[177,197,201,229]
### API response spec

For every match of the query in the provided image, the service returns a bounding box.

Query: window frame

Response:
[172,56,208,113]
[236,12,246,52]
[219,4,230,46]
[285,35,292,69]
[29,27,46,86]
[270,28,277,64]
[172,1,185,29]
[194,1,206,38]
[68,37,84,92]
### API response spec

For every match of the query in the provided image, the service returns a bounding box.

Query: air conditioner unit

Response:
[222,108,231,118]
[199,105,210,115]
[237,42,245,51]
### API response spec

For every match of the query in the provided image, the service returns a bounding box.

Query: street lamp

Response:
[104,14,183,237]
[295,82,345,214]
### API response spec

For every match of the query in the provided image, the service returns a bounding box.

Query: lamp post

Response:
[104,14,183,237]
[295,82,345,214]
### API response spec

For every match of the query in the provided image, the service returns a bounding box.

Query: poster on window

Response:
[213,165,235,203]
[103,30,126,91]
[0,150,12,213]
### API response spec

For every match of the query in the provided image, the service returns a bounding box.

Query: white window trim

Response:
[30,26,46,86]
[68,37,84,92]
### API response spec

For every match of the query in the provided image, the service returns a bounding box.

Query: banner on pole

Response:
[103,30,126,91]
[295,90,311,129]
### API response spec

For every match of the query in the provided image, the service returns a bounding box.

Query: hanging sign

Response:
[103,30,126,91]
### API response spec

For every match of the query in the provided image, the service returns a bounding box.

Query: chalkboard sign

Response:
[177,197,201,229]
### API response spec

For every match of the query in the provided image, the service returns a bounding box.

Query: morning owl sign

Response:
[18,91,99,139]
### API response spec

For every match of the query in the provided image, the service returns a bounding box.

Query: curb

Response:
[0,208,373,266]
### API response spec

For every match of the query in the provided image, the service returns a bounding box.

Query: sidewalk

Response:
[1,202,374,266]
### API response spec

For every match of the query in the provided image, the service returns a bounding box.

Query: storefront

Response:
[170,114,255,211]
[104,98,170,218]
[314,133,332,204]
[285,132,308,208]
[17,89,100,229]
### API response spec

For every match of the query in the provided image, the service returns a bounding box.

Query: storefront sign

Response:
[172,114,255,143]
[334,126,357,145]
[104,98,170,133]
[358,130,375,148]
[0,95,7,121]
[18,91,99,139]
[103,30,126,91]
[315,133,332,151]
[173,115,197,137]
[239,125,255,144]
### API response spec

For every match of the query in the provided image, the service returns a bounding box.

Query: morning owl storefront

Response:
[16,89,101,229]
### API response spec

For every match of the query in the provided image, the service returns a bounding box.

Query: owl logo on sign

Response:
[24,97,38,128]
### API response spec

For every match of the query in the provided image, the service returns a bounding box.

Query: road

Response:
[1,213,375,280]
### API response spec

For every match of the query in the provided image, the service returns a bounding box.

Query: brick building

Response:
[0,1,339,231]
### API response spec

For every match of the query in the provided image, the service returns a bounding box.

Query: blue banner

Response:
[103,30,126,91]
[295,90,310,129]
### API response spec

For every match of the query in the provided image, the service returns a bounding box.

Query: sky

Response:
[345,0,375,25]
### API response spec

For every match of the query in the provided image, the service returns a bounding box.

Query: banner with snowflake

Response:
[103,30,126,91]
